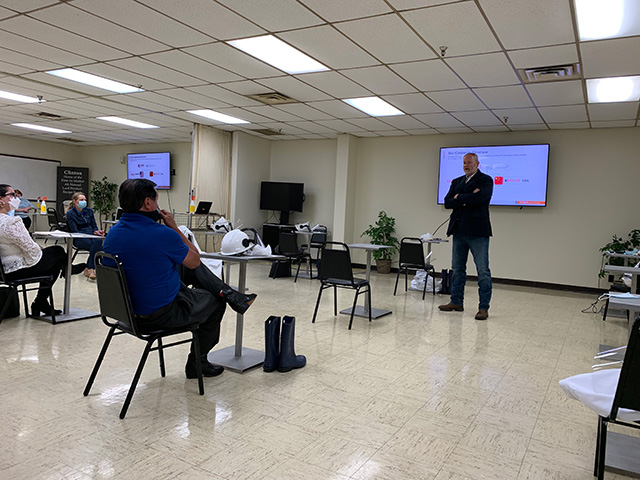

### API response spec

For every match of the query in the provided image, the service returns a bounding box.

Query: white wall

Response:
[0,133,80,166]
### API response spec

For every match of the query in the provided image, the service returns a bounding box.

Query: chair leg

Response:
[19,286,29,317]
[422,270,428,301]
[47,280,57,325]
[157,337,166,377]
[191,330,204,395]
[120,339,155,419]
[596,416,607,480]
[312,285,324,324]
[393,267,401,296]
[602,298,609,321]
[348,288,358,330]
[333,285,338,315]
[294,258,302,283]
[84,326,117,396]
[367,286,372,323]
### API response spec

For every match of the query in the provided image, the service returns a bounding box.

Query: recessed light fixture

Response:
[574,0,640,41]
[0,90,43,103]
[343,97,404,117]
[97,116,159,129]
[187,109,250,124]
[11,123,71,134]
[227,35,329,74]
[47,68,143,93]
[586,76,640,103]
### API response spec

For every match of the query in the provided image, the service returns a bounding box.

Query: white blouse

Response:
[0,214,42,273]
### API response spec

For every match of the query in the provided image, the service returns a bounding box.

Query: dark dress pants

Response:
[5,245,66,302]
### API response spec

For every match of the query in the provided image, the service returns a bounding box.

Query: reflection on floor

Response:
[0,261,635,479]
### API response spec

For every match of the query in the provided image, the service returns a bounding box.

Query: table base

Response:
[340,305,392,319]
[605,431,640,477]
[207,346,264,373]
[36,307,101,325]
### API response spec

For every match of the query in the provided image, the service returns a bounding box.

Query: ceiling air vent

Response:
[246,92,298,105]
[33,111,65,120]
[252,128,285,136]
[519,63,581,83]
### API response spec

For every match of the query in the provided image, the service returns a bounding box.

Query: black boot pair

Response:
[264,316,306,372]
[185,353,224,379]
[220,287,257,315]
[61,262,88,279]
[31,297,62,317]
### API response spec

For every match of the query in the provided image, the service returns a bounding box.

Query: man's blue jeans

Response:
[450,235,492,311]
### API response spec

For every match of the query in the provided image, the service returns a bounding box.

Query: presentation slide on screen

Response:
[437,145,549,206]
[127,152,170,189]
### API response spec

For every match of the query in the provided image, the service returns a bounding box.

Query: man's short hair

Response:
[464,152,479,163]
[119,179,157,212]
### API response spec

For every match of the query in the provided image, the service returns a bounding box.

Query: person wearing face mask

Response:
[0,184,86,317]
[13,189,36,230]
[65,192,105,281]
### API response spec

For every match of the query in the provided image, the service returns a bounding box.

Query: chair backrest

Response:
[320,241,355,283]
[611,316,640,419]
[310,225,328,246]
[279,231,299,255]
[115,207,124,220]
[399,237,425,268]
[47,207,60,228]
[94,252,140,336]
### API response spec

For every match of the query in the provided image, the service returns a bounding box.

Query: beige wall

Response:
[0,133,80,164]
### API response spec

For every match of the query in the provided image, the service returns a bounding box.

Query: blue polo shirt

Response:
[103,213,189,315]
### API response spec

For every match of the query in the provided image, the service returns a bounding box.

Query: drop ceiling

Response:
[0,0,638,145]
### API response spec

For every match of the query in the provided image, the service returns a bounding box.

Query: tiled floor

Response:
[0,259,635,479]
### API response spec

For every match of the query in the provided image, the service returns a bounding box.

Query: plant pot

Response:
[376,259,392,274]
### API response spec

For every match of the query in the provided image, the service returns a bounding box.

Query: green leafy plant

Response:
[362,210,400,261]
[598,229,640,277]
[90,176,118,229]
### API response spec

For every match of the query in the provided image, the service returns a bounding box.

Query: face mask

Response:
[9,197,21,210]
[137,209,161,222]
[78,200,87,210]
[7,209,15,216]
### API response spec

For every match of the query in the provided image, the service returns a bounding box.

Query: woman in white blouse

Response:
[0,184,85,317]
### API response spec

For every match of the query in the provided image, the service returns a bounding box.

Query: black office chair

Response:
[0,256,57,324]
[394,237,436,300]
[84,252,204,419]
[279,230,311,283]
[306,225,328,260]
[312,241,371,329]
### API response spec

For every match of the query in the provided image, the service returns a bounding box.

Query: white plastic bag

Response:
[410,270,441,292]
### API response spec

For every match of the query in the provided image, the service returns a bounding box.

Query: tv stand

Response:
[279,211,290,225]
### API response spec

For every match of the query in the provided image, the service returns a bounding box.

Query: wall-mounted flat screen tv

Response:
[127,152,171,190]
[260,181,304,224]
[437,144,550,207]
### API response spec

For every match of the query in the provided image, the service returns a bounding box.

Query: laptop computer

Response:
[195,201,212,214]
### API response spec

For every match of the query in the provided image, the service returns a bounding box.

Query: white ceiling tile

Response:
[478,0,574,49]
[374,130,409,136]
[341,66,416,95]
[390,59,467,91]
[413,113,464,128]
[298,71,370,98]
[306,99,367,118]
[214,107,272,123]
[446,53,520,88]
[30,3,167,55]
[381,93,443,114]
[538,105,588,123]
[491,107,544,125]
[279,25,379,70]
[137,0,265,40]
[131,92,202,111]
[0,0,57,12]
[158,88,233,108]
[351,131,380,137]
[508,44,578,69]
[316,119,365,133]
[298,0,391,22]
[473,125,510,132]
[525,80,585,107]
[186,85,259,107]
[427,89,485,111]
[0,7,15,19]
[437,126,474,133]
[0,61,32,75]
[345,117,395,130]
[287,121,340,134]
[258,122,312,135]
[218,0,323,31]
[387,0,460,8]
[82,63,173,91]
[508,123,549,131]
[402,3,501,56]
[451,110,502,126]
[109,57,207,88]
[143,50,242,84]
[218,81,269,96]
[588,103,639,121]
[184,42,282,79]
[256,77,332,102]
[80,97,149,115]
[473,85,532,109]
[335,14,436,63]
[0,48,62,71]
[378,115,429,129]
[244,105,304,122]
[73,0,213,48]
[405,128,440,135]
[591,120,636,128]
[273,104,334,121]
[0,30,92,67]
[580,37,640,78]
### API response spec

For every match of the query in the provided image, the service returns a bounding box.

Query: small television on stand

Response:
[260,181,304,224]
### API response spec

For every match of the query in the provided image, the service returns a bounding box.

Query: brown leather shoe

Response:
[475,310,489,320]
[439,302,464,312]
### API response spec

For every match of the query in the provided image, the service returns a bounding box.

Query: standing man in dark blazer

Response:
[439,152,493,320]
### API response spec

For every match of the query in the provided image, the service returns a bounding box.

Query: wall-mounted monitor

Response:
[437,144,550,207]
[127,152,171,190]
[260,181,304,224]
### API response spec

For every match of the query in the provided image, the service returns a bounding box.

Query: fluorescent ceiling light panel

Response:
[575,0,640,41]
[47,68,143,93]
[11,123,70,134]
[227,35,329,74]
[0,90,43,103]
[187,109,250,124]
[343,97,404,117]
[98,116,159,129]
[586,76,640,103]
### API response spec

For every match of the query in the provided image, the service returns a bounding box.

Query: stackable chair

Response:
[84,252,204,419]
[45,207,68,244]
[559,317,640,479]
[394,237,435,300]
[312,241,371,329]
[279,230,311,283]
[0,257,57,324]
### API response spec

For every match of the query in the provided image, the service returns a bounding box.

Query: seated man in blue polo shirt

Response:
[103,178,256,379]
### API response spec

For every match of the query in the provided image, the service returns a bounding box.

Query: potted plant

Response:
[599,229,640,278]
[90,176,118,229]
[362,210,400,274]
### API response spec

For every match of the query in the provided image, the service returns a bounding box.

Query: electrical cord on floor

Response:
[582,295,607,314]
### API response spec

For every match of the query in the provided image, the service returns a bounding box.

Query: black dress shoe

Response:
[61,262,87,278]
[31,299,62,317]
[220,288,257,314]
[185,358,224,379]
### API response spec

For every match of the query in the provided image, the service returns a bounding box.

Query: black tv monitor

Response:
[127,152,171,189]
[260,181,304,224]
[437,144,550,207]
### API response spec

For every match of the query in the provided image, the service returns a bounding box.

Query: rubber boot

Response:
[189,264,257,314]
[278,316,306,372]
[263,316,281,372]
